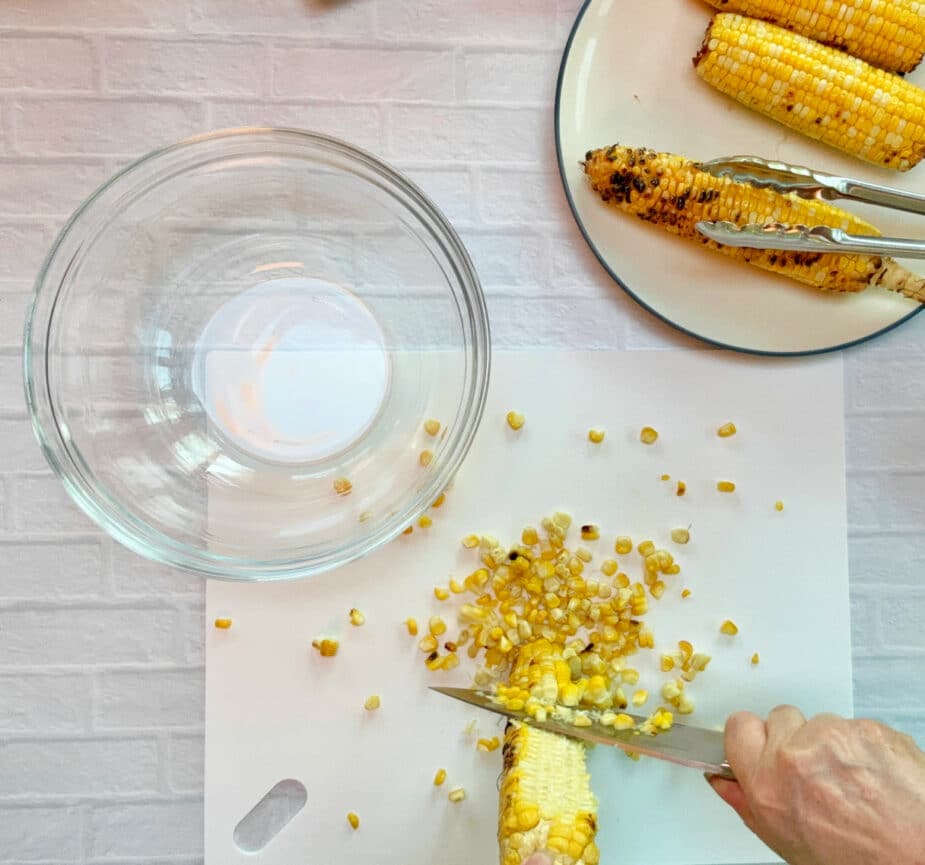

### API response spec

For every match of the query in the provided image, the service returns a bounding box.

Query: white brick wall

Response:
[0,0,922,861]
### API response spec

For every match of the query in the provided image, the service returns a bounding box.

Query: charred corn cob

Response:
[694,14,925,171]
[700,0,925,73]
[499,721,599,865]
[583,144,925,300]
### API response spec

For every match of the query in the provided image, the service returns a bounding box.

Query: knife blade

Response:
[431,686,734,779]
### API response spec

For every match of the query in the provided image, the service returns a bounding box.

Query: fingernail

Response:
[522,854,554,865]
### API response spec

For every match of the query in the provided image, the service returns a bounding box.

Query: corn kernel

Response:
[613,713,635,730]
[405,617,419,636]
[775,500,785,512]
[572,713,593,728]
[432,493,446,508]
[419,449,434,468]
[347,812,360,830]
[588,428,605,444]
[349,608,365,627]
[213,618,233,630]
[403,526,413,535]
[521,527,539,546]
[601,559,617,577]
[418,515,433,529]
[434,586,450,601]
[448,787,466,804]
[720,619,739,636]
[660,654,675,672]
[751,652,760,666]
[631,690,648,707]
[462,534,480,548]
[614,536,633,555]
[506,411,525,431]
[660,473,671,481]
[429,616,447,636]
[717,481,736,493]
[640,426,658,445]
[670,528,690,545]
[717,422,737,438]
[333,477,352,496]
[419,635,438,653]
[681,588,692,599]
[433,768,447,786]
[637,540,655,557]
[580,524,600,541]
[477,736,501,752]
[312,638,339,657]
[424,419,441,437]
[364,695,381,711]
[449,579,465,594]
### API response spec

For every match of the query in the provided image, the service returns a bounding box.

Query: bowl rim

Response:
[24,126,491,581]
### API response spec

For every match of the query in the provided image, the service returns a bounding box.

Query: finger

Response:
[706,775,757,828]
[724,711,767,783]
[764,704,806,750]
[521,854,553,865]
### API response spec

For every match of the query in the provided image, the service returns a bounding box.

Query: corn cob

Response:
[700,0,925,73]
[694,13,925,171]
[583,144,925,300]
[499,721,599,865]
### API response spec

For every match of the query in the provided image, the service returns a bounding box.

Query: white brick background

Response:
[0,0,922,861]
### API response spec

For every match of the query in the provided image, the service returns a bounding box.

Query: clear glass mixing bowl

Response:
[24,128,490,580]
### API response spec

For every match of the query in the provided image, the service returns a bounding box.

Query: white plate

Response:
[556,0,925,354]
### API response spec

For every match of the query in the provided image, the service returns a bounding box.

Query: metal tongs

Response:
[695,155,925,259]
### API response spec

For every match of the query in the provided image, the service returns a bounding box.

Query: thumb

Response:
[522,854,554,865]
[706,775,756,827]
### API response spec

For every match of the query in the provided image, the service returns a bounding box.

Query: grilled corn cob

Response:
[583,144,925,300]
[499,721,599,865]
[700,0,925,73]
[694,14,925,171]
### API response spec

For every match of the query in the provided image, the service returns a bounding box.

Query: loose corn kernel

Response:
[601,559,618,577]
[364,695,381,711]
[717,481,736,493]
[477,736,501,752]
[347,812,360,830]
[448,787,466,804]
[506,411,525,431]
[433,768,447,786]
[631,689,649,707]
[432,493,446,508]
[449,579,465,594]
[429,616,447,637]
[681,588,692,599]
[419,449,434,468]
[720,619,739,636]
[676,480,687,496]
[521,527,539,546]
[349,608,365,627]
[614,536,633,555]
[434,586,450,601]
[333,477,352,496]
[419,635,438,653]
[660,473,671,481]
[717,422,737,438]
[580,524,600,541]
[640,426,658,444]
[613,713,635,730]
[661,654,675,672]
[419,515,433,529]
[622,668,640,685]
[572,713,593,728]
[424,419,441,437]
[443,653,460,671]
[588,428,606,444]
[405,617,419,636]
[312,638,339,657]
[214,618,233,630]
[637,540,655,557]
[403,526,414,535]
[670,527,690,545]
[751,653,760,666]
[462,534,480,549]
[775,500,785,512]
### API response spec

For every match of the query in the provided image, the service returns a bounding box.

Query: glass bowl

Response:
[24,128,490,581]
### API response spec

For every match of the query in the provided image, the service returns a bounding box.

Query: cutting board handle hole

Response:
[233,778,307,852]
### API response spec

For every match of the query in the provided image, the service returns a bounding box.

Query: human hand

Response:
[708,706,925,865]
[521,855,552,865]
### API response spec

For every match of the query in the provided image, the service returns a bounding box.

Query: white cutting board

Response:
[205,350,851,865]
